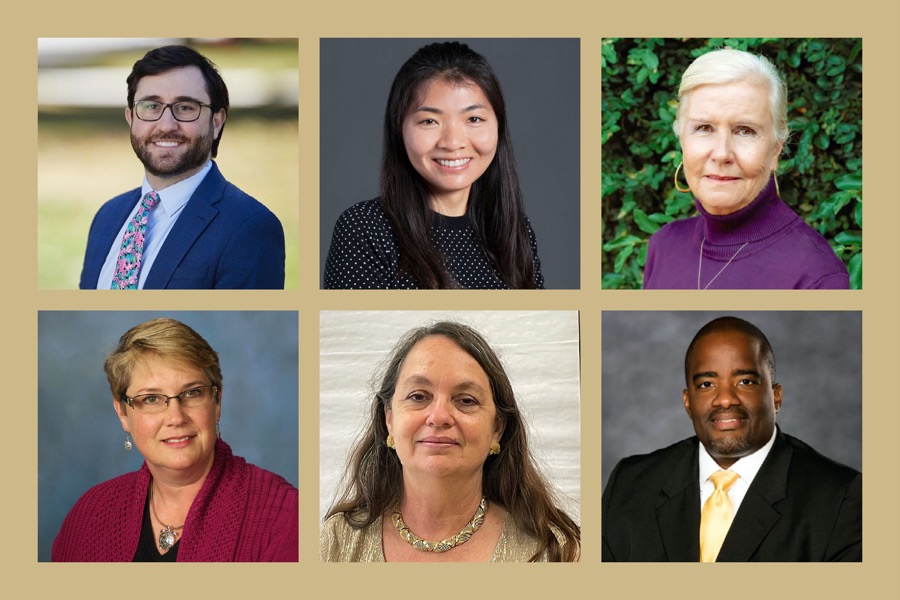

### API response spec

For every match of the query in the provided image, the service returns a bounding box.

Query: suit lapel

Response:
[84,190,140,288]
[717,429,791,561]
[144,163,225,288]
[656,440,701,561]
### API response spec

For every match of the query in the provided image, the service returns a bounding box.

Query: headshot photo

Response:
[39,311,298,562]
[37,38,299,289]
[320,38,580,289]
[320,311,580,561]
[601,38,862,289]
[601,311,861,562]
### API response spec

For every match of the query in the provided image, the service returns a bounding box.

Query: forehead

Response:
[133,65,210,102]
[683,80,772,123]
[412,78,493,111]
[688,329,765,371]
[130,353,205,385]
[398,335,489,383]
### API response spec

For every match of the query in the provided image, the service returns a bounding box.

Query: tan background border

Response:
[7,0,899,598]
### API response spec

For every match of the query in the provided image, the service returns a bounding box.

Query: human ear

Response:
[772,383,783,414]
[682,389,692,418]
[125,107,133,127]
[113,397,130,432]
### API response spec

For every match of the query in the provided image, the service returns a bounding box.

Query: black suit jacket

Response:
[602,429,861,561]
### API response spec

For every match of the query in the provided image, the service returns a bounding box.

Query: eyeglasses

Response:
[123,385,218,414]
[133,100,212,122]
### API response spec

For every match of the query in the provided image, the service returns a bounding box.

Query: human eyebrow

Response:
[401,374,434,387]
[411,106,443,115]
[691,371,718,383]
[732,369,762,379]
[461,104,489,112]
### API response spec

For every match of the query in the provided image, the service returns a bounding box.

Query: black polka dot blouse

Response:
[323,199,544,289]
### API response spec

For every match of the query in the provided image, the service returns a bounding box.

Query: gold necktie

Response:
[699,469,740,562]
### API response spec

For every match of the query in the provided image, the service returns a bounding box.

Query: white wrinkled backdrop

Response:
[319,311,581,524]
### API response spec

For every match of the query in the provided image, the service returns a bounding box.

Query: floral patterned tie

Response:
[111,191,159,290]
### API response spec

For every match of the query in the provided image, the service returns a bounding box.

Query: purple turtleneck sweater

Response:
[643,177,850,289]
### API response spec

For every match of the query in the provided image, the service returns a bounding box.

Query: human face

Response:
[125,66,225,189]
[402,79,499,215]
[385,335,504,482]
[682,330,782,469]
[679,80,783,215]
[114,354,220,481]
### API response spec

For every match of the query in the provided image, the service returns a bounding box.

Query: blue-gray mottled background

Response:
[38,311,298,562]
[601,311,862,489]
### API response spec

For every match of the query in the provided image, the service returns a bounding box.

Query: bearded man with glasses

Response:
[79,45,285,289]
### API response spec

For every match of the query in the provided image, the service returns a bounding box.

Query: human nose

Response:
[163,395,189,422]
[710,132,734,162]
[154,105,180,130]
[712,385,741,408]
[425,396,454,428]
[438,120,466,150]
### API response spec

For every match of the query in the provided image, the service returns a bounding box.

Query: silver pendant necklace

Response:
[698,238,749,290]
[150,486,185,551]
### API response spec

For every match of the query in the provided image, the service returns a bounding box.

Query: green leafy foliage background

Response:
[601,38,862,289]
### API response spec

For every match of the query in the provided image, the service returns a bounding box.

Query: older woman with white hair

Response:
[643,48,849,289]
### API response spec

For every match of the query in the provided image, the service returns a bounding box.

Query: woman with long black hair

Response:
[324,41,543,289]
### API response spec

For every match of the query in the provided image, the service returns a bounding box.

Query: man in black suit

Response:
[602,316,861,562]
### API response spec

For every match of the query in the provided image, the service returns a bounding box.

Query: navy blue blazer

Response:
[602,428,861,561]
[80,162,285,289]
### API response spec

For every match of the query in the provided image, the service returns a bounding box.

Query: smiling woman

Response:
[321,320,580,562]
[51,318,298,562]
[323,41,544,289]
[641,48,850,289]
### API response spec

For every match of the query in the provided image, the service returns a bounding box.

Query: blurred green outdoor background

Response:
[38,38,299,289]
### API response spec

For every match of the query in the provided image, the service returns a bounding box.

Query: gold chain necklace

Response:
[391,496,487,552]
[697,238,749,290]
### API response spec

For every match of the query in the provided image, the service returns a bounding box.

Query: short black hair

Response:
[126,45,229,157]
[684,316,776,386]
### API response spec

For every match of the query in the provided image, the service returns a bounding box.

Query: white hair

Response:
[672,48,789,145]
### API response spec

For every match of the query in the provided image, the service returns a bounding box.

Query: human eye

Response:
[138,394,162,406]
[140,101,160,110]
[182,387,203,399]
[737,377,759,386]
[406,391,429,402]
[174,102,198,114]
[457,395,480,407]
[735,125,757,136]
[467,115,486,124]
[696,381,714,390]
[418,117,438,126]
[693,123,713,133]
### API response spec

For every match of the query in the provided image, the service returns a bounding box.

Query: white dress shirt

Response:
[96,161,213,289]
[697,427,777,515]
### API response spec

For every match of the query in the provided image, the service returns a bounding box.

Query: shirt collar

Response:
[140,160,213,217]
[698,426,778,488]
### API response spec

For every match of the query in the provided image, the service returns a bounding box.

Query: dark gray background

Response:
[319,38,581,289]
[38,311,298,562]
[601,311,862,489]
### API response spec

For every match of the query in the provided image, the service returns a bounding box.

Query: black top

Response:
[132,496,180,562]
[323,198,544,289]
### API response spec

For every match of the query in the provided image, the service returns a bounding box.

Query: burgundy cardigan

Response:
[52,440,297,562]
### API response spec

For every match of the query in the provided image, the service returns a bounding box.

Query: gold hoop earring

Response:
[674,161,691,193]
[386,434,395,449]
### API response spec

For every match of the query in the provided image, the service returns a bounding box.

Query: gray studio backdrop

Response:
[38,311,298,562]
[320,311,581,523]
[601,311,862,489]
[319,38,580,289]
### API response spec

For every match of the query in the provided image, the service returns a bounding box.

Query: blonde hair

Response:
[104,318,223,400]
[673,48,789,145]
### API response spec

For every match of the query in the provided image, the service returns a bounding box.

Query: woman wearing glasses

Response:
[52,318,298,561]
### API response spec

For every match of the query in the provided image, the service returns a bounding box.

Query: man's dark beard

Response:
[131,126,214,180]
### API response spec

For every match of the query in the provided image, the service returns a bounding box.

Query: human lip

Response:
[161,434,196,446]
[434,158,471,168]
[418,436,459,446]
[152,140,183,148]
[705,174,740,182]
[709,411,748,430]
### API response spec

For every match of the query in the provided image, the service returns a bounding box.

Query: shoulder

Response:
[609,437,696,479]
[333,198,392,230]
[648,216,701,249]
[216,179,282,228]
[320,512,384,562]
[65,470,142,515]
[781,432,860,485]
[780,220,849,287]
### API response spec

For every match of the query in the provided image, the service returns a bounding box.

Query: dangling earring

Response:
[124,433,133,451]
[216,421,221,439]
[386,434,395,449]
[489,441,501,455]
[674,161,691,193]
[773,172,781,197]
